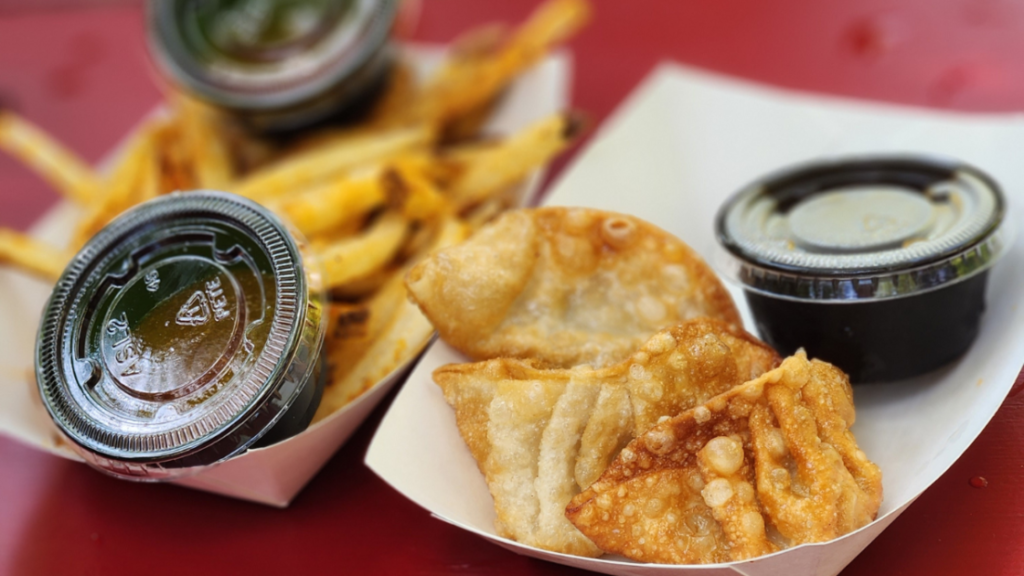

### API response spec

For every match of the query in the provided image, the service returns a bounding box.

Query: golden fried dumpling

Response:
[565,351,882,564]
[407,207,741,368]
[434,318,779,557]
[579,318,780,488]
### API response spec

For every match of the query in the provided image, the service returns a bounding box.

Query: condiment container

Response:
[147,0,398,133]
[715,155,1009,383]
[35,191,326,480]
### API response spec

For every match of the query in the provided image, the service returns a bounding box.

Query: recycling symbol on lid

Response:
[176,291,211,327]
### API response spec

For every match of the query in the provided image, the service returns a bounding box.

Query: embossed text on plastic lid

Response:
[35,192,325,480]
[715,155,1009,301]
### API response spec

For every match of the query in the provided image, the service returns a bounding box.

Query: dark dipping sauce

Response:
[35,192,326,480]
[716,156,1009,384]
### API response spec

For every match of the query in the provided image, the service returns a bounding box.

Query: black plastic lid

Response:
[715,155,1010,301]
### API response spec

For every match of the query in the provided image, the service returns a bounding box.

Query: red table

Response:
[2,1,1024,574]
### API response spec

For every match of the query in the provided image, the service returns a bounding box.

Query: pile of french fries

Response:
[0,0,590,423]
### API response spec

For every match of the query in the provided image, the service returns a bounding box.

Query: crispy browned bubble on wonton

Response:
[565,351,883,564]
[434,318,779,557]
[406,207,742,369]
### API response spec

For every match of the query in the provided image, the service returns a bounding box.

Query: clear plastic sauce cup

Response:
[36,192,326,480]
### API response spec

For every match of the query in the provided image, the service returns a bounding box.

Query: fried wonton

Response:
[434,318,779,556]
[407,207,741,368]
[565,351,883,564]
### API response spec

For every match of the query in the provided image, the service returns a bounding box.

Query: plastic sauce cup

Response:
[715,155,1010,383]
[35,192,326,480]
[147,0,398,133]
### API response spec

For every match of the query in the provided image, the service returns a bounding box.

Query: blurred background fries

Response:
[0,0,589,422]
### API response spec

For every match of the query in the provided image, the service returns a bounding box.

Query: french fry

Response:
[394,222,433,263]
[386,160,449,220]
[219,119,278,175]
[274,170,389,238]
[335,273,407,350]
[315,274,408,422]
[136,139,160,203]
[447,112,582,210]
[387,24,506,136]
[462,196,506,229]
[175,95,235,190]
[0,229,69,281]
[506,0,591,62]
[319,307,434,418]
[365,59,420,128]
[313,163,450,286]
[440,96,500,143]
[325,301,372,342]
[232,124,434,202]
[279,157,447,240]
[318,211,408,289]
[327,265,397,301]
[313,217,469,421]
[415,0,589,128]
[73,122,162,247]
[0,110,100,203]
[449,23,509,60]
[153,121,195,195]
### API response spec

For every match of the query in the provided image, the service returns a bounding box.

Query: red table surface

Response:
[2,1,1024,575]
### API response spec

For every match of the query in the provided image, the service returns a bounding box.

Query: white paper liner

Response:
[0,45,570,507]
[365,62,1024,575]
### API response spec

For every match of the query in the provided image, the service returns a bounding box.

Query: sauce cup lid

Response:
[715,155,1010,301]
[148,0,397,113]
[35,192,325,480]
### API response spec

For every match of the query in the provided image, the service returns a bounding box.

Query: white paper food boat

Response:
[366,62,1024,575]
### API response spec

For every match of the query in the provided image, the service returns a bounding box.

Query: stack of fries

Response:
[0,0,590,423]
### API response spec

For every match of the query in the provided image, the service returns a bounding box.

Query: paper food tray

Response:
[0,46,570,507]
[366,62,1024,575]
